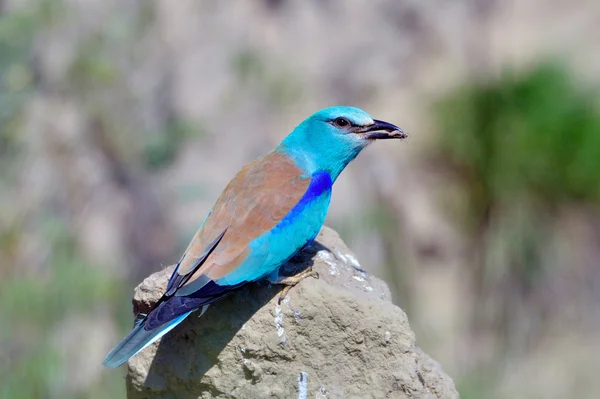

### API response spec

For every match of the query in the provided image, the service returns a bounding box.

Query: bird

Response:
[103,106,406,368]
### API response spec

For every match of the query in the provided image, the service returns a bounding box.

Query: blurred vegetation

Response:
[433,63,600,397]
[0,3,158,399]
[231,49,304,110]
[436,64,600,223]
[0,2,38,179]
[0,217,129,399]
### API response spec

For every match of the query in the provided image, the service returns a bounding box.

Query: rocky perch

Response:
[126,227,459,399]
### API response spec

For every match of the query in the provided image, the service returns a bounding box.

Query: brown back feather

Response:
[177,151,310,285]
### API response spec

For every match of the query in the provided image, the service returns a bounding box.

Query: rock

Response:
[126,227,459,399]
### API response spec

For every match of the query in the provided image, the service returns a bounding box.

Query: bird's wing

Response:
[169,150,311,295]
[105,151,313,366]
[104,152,318,367]
[141,151,312,330]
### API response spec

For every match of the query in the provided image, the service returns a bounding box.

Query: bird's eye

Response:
[333,117,350,128]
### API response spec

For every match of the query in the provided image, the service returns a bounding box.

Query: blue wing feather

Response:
[103,311,193,368]
[145,281,244,330]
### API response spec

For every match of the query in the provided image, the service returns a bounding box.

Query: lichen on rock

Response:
[126,227,459,399]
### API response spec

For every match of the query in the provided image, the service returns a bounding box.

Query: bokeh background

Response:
[2,0,600,398]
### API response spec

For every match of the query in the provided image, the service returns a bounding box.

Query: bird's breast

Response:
[278,171,332,224]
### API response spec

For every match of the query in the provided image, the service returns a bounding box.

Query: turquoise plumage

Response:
[103,106,406,368]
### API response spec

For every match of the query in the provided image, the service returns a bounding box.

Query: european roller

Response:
[103,106,406,368]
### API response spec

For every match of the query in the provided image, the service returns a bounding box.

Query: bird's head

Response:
[310,106,407,142]
[279,106,407,180]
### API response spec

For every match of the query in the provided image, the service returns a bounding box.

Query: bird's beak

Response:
[359,119,407,140]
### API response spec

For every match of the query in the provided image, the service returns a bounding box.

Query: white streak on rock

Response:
[384,331,392,343]
[336,251,348,263]
[352,275,365,282]
[297,371,308,399]
[316,385,328,399]
[274,304,286,343]
[346,253,361,268]
[317,250,338,276]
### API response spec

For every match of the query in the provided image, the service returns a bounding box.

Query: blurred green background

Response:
[1,1,600,398]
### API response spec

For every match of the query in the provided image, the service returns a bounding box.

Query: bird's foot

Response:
[269,267,319,304]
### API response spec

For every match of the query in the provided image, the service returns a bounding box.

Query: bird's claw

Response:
[276,268,319,304]
[278,286,292,305]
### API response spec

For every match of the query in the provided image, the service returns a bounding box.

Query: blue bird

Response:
[103,106,406,368]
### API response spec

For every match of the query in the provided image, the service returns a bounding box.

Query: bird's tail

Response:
[103,310,193,368]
